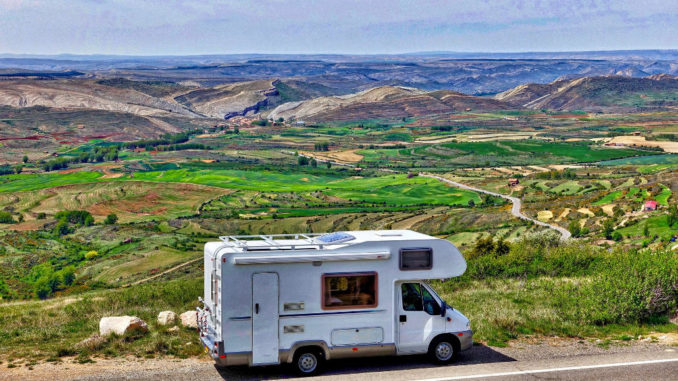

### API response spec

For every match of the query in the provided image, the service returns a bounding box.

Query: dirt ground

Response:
[609,135,678,153]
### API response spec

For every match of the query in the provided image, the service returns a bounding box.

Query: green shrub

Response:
[564,249,678,325]
[104,213,118,225]
[34,277,52,299]
[0,211,14,224]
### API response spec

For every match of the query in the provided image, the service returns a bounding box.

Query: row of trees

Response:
[42,146,120,172]
[53,210,118,235]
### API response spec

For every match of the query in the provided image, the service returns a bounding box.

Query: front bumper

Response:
[458,329,473,351]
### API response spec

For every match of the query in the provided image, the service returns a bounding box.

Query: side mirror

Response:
[440,301,447,317]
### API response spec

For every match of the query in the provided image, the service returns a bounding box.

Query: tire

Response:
[293,348,324,376]
[428,336,459,364]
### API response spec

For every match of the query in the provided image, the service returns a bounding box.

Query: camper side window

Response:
[400,248,432,270]
[322,272,377,310]
[401,283,440,315]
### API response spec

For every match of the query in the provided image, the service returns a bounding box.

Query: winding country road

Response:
[421,174,571,240]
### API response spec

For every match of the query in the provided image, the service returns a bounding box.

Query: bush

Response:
[34,277,52,299]
[85,251,99,260]
[0,211,15,224]
[566,249,678,325]
[59,266,76,286]
[54,219,72,236]
[55,210,94,226]
[104,213,118,225]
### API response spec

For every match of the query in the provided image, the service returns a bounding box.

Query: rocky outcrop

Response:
[99,316,149,337]
[157,311,177,326]
[180,311,198,328]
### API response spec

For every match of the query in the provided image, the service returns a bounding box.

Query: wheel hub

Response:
[436,342,453,361]
[298,353,317,372]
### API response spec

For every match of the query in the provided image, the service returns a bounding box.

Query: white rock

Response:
[99,316,148,337]
[157,311,177,326]
[180,310,198,328]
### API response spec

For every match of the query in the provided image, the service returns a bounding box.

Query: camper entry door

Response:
[252,272,280,365]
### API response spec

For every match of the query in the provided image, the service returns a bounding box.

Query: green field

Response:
[656,186,672,206]
[593,190,623,205]
[0,170,480,207]
[358,140,648,168]
[598,154,678,166]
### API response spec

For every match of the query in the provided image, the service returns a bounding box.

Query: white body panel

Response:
[252,272,279,365]
[198,230,473,366]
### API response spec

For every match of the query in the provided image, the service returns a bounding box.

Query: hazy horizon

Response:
[1,0,676,56]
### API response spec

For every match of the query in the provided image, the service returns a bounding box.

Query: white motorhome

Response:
[197,230,472,375]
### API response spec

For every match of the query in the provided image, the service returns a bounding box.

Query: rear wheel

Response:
[428,336,458,364]
[293,348,324,376]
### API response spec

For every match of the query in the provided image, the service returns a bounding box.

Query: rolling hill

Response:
[495,74,678,112]
[266,86,512,122]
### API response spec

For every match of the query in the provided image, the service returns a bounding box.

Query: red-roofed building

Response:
[644,200,658,211]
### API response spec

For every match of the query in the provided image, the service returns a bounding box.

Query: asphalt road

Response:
[421,174,571,240]
[5,342,676,380]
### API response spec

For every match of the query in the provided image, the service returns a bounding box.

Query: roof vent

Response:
[315,232,355,244]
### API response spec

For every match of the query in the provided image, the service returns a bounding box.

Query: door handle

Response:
[399,315,406,322]
[255,303,259,314]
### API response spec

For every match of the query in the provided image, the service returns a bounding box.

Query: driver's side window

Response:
[401,283,440,315]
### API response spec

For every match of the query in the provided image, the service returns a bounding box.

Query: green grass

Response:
[616,215,675,238]
[0,170,480,207]
[0,171,103,193]
[598,154,678,166]
[94,247,198,284]
[0,278,204,361]
[656,186,672,206]
[549,181,582,195]
[593,190,623,205]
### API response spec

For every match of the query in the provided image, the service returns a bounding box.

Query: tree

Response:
[22,155,28,163]
[569,219,581,237]
[59,266,76,286]
[467,199,475,207]
[311,159,317,168]
[105,213,118,225]
[54,219,72,236]
[14,165,22,174]
[298,156,309,166]
[469,235,495,259]
[643,223,650,237]
[668,204,678,227]
[326,161,332,169]
[34,277,52,299]
[602,219,614,239]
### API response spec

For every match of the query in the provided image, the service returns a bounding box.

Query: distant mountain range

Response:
[0,52,676,129]
[1,51,677,96]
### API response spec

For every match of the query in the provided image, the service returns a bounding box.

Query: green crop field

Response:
[656,186,672,206]
[593,190,623,205]
[0,170,482,212]
[598,154,678,166]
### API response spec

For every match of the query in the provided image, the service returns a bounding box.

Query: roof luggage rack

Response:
[218,232,356,251]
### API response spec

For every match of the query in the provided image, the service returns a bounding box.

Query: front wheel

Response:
[293,349,324,376]
[428,336,458,364]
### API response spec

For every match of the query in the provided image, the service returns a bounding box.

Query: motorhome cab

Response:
[197,230,472,376]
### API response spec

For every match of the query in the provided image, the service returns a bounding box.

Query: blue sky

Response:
[0,0,677,55]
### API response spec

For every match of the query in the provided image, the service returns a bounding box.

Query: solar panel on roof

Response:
[315,232,355,244]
